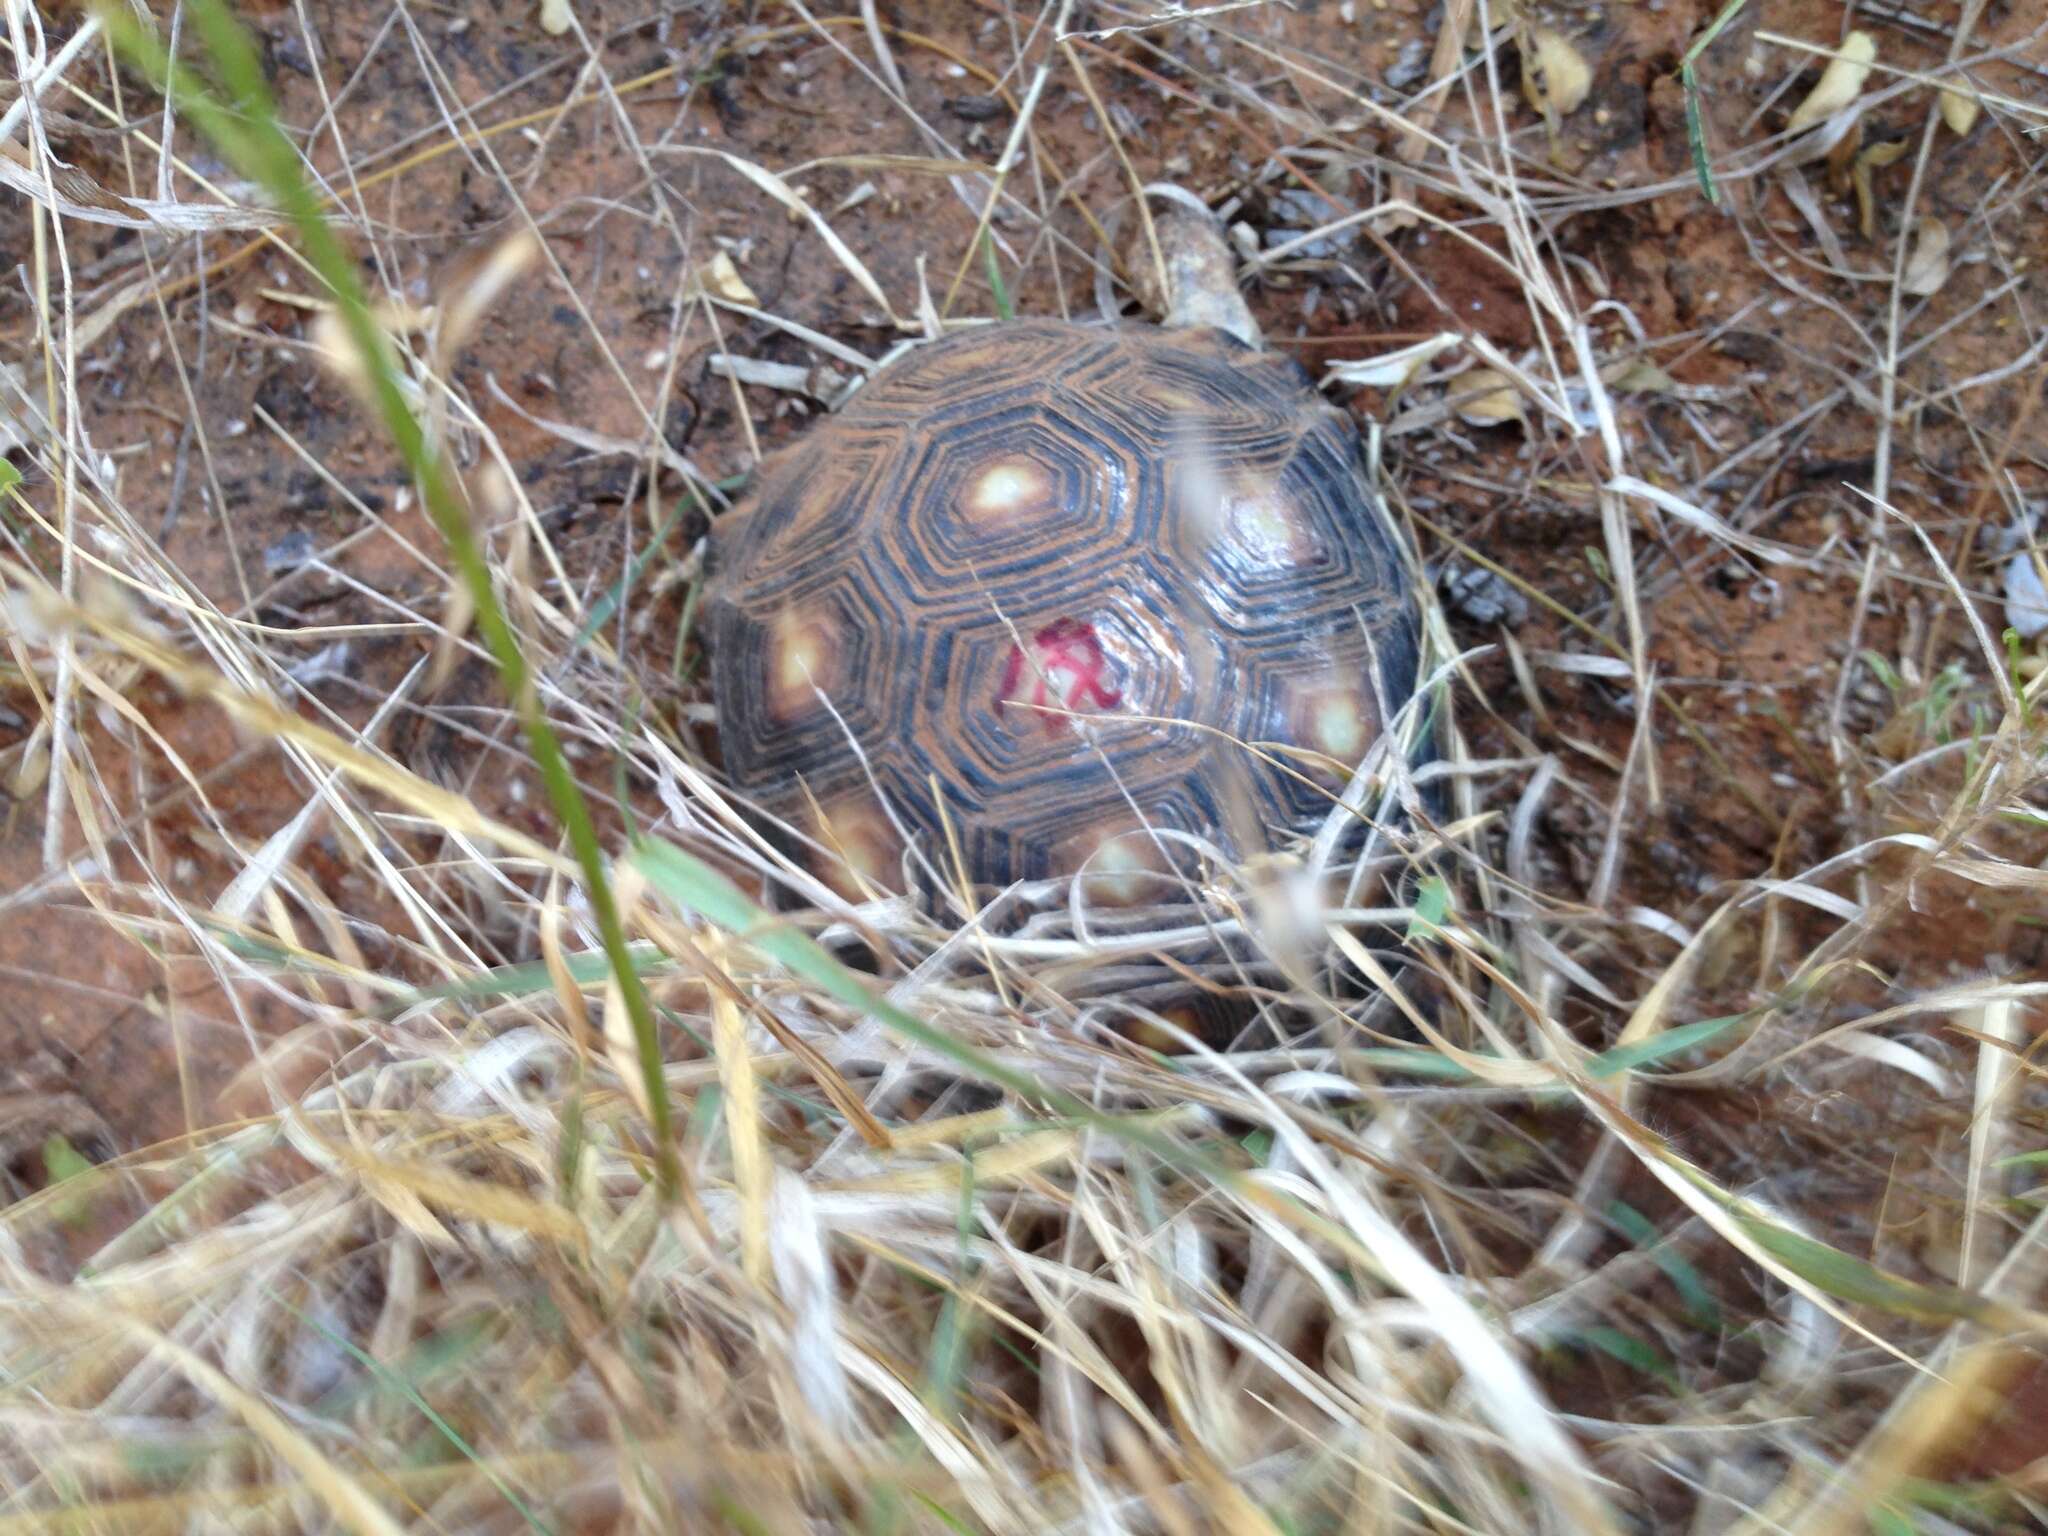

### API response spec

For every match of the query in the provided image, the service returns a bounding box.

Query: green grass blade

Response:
[1404,874,1450,943]
[385,943,674,1011]
[626,838,1235,1168]
[1564,1325,1679,1387]
[1728,1205,2023,1327]
[630,837,1097,1111]
[1590,1014,1744,1077]
[982,229,1013,321]
[1682,64,1719,205]
[1679,0,1752,205]
[921,1151,977,1419]
[1606,1199,1721,1329]
[288,1305,555,1535]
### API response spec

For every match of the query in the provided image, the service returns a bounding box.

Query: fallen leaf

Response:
[0,141,141,219]
[41,1134,99,1228]
[1901,217,1951,297]
[1321,332,1460,391]
[1466,0,1514,52]
[1786,30,1877,136]
[1938,84,1981,136]
[684,249,761,308]
[1600,358,1679,394]
[1523,27,1593,118]
[7,731,49,798]
[1450,368,1525,428]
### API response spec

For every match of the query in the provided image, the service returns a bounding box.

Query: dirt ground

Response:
[3,0,2048,1509]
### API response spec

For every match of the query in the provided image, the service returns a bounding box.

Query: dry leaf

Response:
[1939,85,1981,136]
[684,250,761,308]
[1451,369,1525,428]
[1901,217,1952,298]
[0,141,141,219]
[1322,332,1460,391]
[307,305,431,412]
[1523,27,1593,118]
[1600,358,1678,394]
[1786,31,1876,136]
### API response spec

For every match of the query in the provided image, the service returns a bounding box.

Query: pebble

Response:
[1385,37,1430,91]
[264,529,320,575]
[1262,189,1358,259]
[2003,550,2048,638]
[1439,563,1530,628]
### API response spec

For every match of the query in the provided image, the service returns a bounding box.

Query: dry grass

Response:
[3,1,2048,1532]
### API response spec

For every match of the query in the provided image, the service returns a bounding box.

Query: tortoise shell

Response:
[704,318,1419,902]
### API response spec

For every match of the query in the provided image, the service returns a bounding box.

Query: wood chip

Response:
[1901,217,1952,298]
[709,354,852,402]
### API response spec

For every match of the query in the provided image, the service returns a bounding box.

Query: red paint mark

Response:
[998,618,1121,729]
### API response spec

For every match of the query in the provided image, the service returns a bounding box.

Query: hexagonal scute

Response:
[707,561,922,811]
[834,321,1114,426]
[964,769,1231,894]
[1226,614,1423,832]
[1178,416,1409,640]
[876,401,1167,610]
[1061,326,1303,469]
[715,428,905,603]
[902,563,1225,804]
[703,315,1422,897]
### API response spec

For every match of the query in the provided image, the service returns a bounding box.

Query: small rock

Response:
[1439,562,1531,628]
[285,641,353,687]
[271,32,317,77]
[264,529,320,575]
[2003,550,2048,638]
[1385,37,1430,92]
[1262,188,1356,258]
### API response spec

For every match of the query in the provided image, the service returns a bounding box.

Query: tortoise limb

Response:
[1144,203,1263,350]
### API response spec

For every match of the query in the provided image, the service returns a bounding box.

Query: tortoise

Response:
[703,196,1422,907]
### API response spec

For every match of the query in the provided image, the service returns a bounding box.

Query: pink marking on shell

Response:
[997,618,1121,731]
